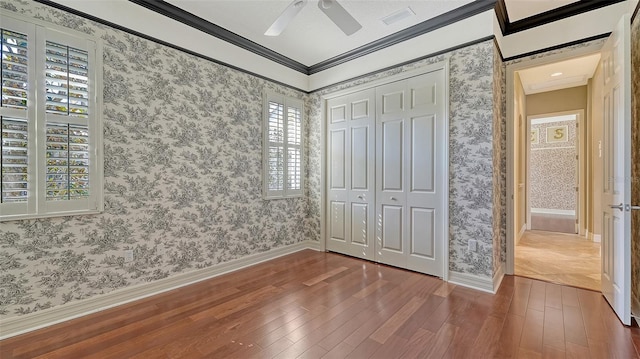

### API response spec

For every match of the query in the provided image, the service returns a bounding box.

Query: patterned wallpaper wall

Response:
[0,1,505,320]
[530,119,577,211]
[0,0,313,318]
[630,9,640,315]
[311,40,501,278]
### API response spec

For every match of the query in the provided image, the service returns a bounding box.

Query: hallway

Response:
[515,230,601,291]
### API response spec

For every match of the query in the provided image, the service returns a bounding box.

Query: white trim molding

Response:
[632,296,640,326]
[493,264,505,293]
[0,240,315,340]
[530,208,576,216]
[447,270,496,294]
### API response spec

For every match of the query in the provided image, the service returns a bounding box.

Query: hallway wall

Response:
[514,73,527,236]
[529,118,577,213]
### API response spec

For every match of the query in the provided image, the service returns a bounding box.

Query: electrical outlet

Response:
[124,249,134,263]
[468,239,477,252]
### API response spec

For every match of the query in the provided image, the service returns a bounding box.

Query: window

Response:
[263,92,303,199]
[1,15,102,221]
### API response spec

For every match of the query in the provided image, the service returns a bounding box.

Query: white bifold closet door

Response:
[326,89,376,261]
[326,68,446,277]
[375,71,446,276]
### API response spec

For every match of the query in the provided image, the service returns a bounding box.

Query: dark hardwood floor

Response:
[1,250,639,358]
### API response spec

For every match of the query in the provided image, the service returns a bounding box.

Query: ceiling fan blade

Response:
[265,0,308,36]
[317,0,362,36]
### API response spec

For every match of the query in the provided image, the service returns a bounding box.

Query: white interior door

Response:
[375,70,446,276]
[326,89,376,260]
[600,15,631,326]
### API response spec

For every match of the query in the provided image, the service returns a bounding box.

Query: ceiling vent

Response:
[381,7,415,26]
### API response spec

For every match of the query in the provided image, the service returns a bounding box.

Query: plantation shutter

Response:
[39,28,98,214]
[1,23,34,214]
[0,15,102,221]
[263,92,303,198]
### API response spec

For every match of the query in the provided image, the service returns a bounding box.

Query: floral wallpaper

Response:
[530,119,577,211]
[631,9,640,314]
[0,0,314,318]
[311,40,501,278]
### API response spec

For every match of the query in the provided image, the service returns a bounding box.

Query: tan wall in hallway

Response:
[514,73,527,236]
[527,86,588,117]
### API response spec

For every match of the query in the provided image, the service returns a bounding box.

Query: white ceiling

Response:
[164,0,477,66]
[505,0,581,22]
[517,53,601,95]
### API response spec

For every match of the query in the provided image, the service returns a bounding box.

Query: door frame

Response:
[319,61,450,281]
[525,110,585,235]
[505,43,602,275]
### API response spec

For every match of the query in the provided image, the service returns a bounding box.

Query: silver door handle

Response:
[609,203,624,211]
[632,205,640,210]
[390,197,397,201]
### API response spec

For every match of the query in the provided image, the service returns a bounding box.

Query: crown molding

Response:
[307,0,497,75]
[495,0,626,36]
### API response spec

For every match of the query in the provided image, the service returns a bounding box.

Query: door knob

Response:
[609,203,624,211]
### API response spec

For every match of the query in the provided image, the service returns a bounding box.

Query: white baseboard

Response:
[531,208,575,216]
[592,234,601,243]
[517,224,526,244]
[493,263,505,293]
[632,296,640,325]
[0,240,315,340]
[306,240,322,251]
[447,270,496,294]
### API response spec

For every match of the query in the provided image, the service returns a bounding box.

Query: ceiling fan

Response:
[264,0,362,37]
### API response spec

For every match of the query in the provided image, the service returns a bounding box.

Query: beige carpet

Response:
[515,230,600,291]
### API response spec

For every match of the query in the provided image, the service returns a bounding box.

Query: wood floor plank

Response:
[423,322,458,358]
[545,283,563,310]
[561,286,580,307]
[303,266,349,286]
[369,296,425,344]
[543,307,566,351]
[562,304,588,347]
[528,280,547,312]
[471,314,507,358]
[509,278,532,316]
[351,279,387,299]
[520,308,545,354]
[398,328,435,358]
[2,251,638,359]
[320,341,355,359]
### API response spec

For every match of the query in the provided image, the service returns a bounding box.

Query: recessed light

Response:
[551,72,563,77]
[381,7,415,26]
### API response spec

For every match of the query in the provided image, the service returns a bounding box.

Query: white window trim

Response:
[0,13,103,222]
[263,91,304,199]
